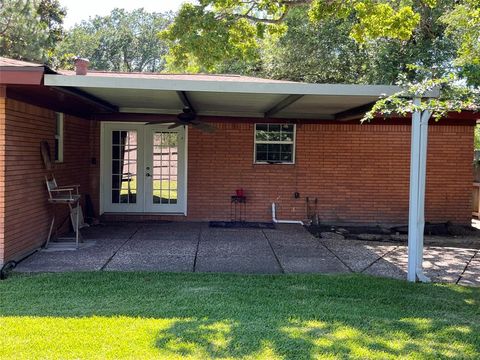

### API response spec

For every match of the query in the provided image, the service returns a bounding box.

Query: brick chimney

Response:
[74,57,89,75]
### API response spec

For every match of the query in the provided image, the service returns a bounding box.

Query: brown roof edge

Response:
[0,56,57,85]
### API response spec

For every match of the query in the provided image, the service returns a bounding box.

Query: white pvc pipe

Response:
[272,203,304,225]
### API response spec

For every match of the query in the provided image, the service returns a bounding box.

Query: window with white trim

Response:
[55,112,64,162]
[254,123,295,164]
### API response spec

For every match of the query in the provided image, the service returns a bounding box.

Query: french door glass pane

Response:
[152,132,178,204]
[111,130,137,204]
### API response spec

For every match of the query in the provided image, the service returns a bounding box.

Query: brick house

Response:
[0,57,477,267]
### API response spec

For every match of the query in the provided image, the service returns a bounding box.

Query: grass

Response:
[120,179,178,200]
[1,272,479,359]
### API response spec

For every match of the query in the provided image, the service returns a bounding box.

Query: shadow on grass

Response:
[1,272,479,359]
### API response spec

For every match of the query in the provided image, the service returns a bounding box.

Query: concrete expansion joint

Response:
[100,226,141,271]
[456,248,480,285]
[359,245,400,274]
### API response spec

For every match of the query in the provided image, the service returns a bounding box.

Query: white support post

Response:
[407,100,421,282]
[407,97,432,282]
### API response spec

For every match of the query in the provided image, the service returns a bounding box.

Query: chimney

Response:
[74,57,89,75]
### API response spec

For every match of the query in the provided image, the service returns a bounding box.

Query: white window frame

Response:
[55,112,64,163]
[254,123,296,164]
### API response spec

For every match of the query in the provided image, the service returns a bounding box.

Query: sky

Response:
[59,0,188,28]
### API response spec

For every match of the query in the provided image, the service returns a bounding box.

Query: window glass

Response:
[54,113,63,162]
[254,124,295,164]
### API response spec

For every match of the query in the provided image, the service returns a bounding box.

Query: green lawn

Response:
[120,179,178,200]
[1,272,479,359]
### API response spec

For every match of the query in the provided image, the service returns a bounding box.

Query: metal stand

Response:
[45,200,82,249]
[230,195,246,222]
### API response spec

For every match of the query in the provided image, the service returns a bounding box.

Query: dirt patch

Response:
[307,222,480,246]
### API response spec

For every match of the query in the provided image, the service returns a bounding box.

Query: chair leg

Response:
[75,202,80,248]
[45,214,55,248]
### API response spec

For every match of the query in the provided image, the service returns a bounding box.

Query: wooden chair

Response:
[45,175,82,248]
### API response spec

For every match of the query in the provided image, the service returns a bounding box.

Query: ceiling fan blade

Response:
[191,121,216,133]
[145,118,177,125]
[168,122,184,129]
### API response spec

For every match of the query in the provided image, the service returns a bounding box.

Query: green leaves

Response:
[350,3,420,42]
[441,0,480,86]
[52,8,172,72]
[160,3,264,72]
[164,1,452,73]
[0,0,66,62]
[362,73,480,122]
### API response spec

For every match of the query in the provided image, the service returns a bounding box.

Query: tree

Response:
[162,0,430,72]
[441,0,480,86]
[53,8,173,72]
[260,8,370,83]
[0,0,66,62]
[259,1,457,84]
[163,0,479,88]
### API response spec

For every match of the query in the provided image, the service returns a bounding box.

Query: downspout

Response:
[271,203,304,225]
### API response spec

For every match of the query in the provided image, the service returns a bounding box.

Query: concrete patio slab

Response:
[80,223,140,240]
[133,222,203,241]
[263,225,350,273]
[363,246,478,283]
[11,222,480,286]
[15,238,126,272]
[195,254,282,274]
[458,251,480,287]
[195,227,281,273]
[320,238,399,273]
[105,254,194,272]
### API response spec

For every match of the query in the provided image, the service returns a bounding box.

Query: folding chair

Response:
[45,175,83,248]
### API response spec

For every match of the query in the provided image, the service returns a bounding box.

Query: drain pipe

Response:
[272,203,304,225]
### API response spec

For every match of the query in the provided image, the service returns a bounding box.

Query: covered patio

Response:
[14,223,480,286]
[1,58,478,284]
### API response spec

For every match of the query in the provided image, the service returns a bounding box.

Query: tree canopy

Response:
[0,0,66,62]
[53,8,173,72]
[162,0,479,87]
[259,1,457,84]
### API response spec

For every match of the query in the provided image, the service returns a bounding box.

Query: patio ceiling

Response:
[44,73,402,120]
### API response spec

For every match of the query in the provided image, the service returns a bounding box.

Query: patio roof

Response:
[44,72,402,120]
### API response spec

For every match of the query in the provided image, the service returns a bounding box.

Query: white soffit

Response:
[44,74,403,118]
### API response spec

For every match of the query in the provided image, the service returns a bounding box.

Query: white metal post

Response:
[416,110,432,282]
[407,97,432,282]
[407,99,421,282]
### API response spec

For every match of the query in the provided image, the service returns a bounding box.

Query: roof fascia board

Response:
[44,74,402,96]
[0,67,44,85]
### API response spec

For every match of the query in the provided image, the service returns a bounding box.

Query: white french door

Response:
[102,123,187,214]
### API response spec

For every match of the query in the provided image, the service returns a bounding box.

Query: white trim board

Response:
[45,74,403,96]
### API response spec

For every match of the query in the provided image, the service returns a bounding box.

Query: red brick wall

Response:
[185,121,473,224]
[1,98,95,264]
[0,89,6,265]
[0,101,474,264]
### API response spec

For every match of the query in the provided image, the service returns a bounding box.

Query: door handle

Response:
[146,173,151,177]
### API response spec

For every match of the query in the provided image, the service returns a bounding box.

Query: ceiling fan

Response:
[147,108,215,133]
[147,91,216,133]
[169,107,216,133]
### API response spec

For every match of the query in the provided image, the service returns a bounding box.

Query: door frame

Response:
[100,121,188,215]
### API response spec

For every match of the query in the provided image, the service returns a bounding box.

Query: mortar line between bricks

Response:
[359,245,400,273]
[99,226,140,271]
[318,240,354,273]
[261,229,285,274]
[456,248,479,284]
[192,226,202,272]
